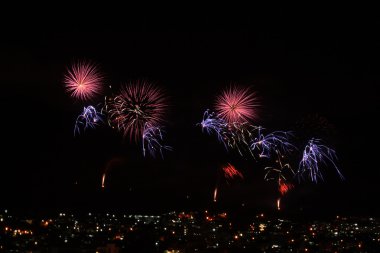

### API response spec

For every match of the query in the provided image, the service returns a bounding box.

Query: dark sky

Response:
[1,8,379,217]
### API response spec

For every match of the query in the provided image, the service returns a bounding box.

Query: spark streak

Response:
[251,127,296,158]
[279,178,294,195]
[198,110,257,157]
[74,105,103,136]
[198,109,228,146]
[264,150,294,182]
[222,163,244,182]
[101,173,106,188]
[297,139,344,183]
[142,123,172,158]
[225,122,257,157]
[213,187,218,202]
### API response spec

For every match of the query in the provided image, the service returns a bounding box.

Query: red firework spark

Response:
[222,163,244,180]
[215,86,258,124]
[64,61,104,101]
[106,81,168,141]
[279,178,294,195]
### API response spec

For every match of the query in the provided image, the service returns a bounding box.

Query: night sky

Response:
[1,9,379,217]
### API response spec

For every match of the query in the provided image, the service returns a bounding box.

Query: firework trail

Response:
[213,187,218,202]
[104,81,168,141]
[279,178,294,196]
[64,61,104,101]
[198,110,229,146]
[297,139,344,183]
[198,113,294,159]
[264,151,294,182]
[213,163,244,202]
[215,86,259,124]
[142,123,172,158]
[264,150,295,210]
[74,105,103,136]
[225,122,257,157]
[251,127,296,158]
[101,173,106,188]
[101,157,126,189]
[264,149,295,181]
[276,179,294,211]
[198,110,257,157]
[222,163,244,182]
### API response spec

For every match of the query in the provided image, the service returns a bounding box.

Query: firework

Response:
[213,163,243,202]
[101,173,106,188]
[264,149,295,211]
[198,110,229,145]
[279,178,294,195]
[222,163,244,182]
[74,105,103,136]
[215,86,258,124]
[264,151,295,211]
[142,123,172,158]
[198,110,258,157]
[297,139,344,183]
[105,81,168,141]
[277,180,294,211]
[251,127,296,158]
[213,187,218,202]
[64,61,104,101]
[100,157,126,189]
[225,122,257,157]
[264,162,293,181]
[264,150,295,182]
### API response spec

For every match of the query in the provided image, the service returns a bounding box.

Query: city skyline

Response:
[1,208,379,252]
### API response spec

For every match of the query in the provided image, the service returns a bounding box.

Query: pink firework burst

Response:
[215,86,258,124]
[106,81,168,141]
[222,163,244,180]
[64,61,104,101]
